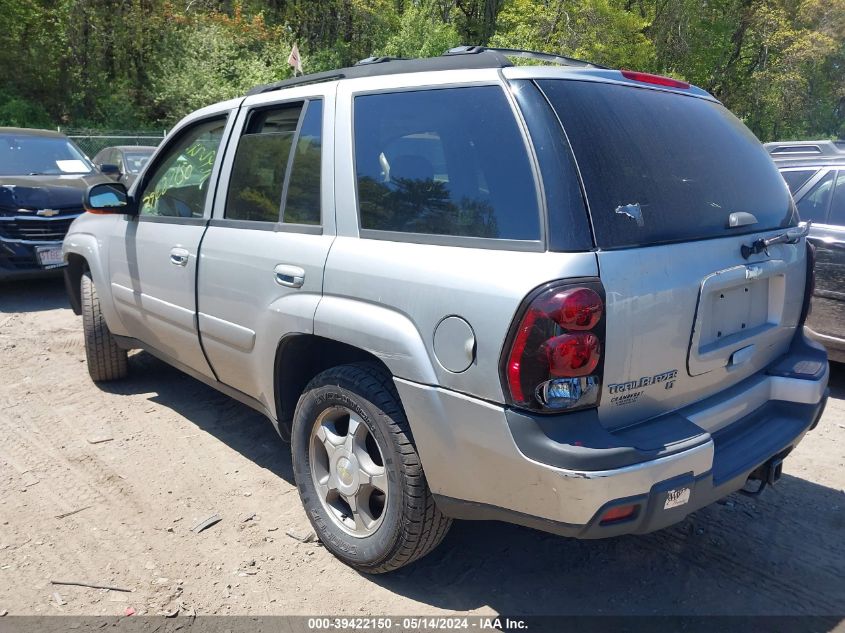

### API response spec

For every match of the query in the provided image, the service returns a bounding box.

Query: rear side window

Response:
[829,171,845,225]
[797,170,834,223]
[283,100,322,225]
[781,168,818,194]
[538,80,795,248]
[226,104,301,222]
[354,86,541,241]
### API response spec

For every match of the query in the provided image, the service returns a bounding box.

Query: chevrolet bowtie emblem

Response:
[36,209,60,217]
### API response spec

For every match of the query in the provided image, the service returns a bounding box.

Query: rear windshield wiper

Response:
[741,223,811,259]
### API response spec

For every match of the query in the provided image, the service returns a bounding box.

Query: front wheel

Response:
[291,363,451,573]
[81,272,128,382]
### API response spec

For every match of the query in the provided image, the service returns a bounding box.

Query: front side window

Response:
[797,170,835,224]
[353,86,541,241]
[139,118,227,218]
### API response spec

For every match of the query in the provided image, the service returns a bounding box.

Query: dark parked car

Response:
[0,127,111,281]
[767,140,845,362]
[92,145,157,188]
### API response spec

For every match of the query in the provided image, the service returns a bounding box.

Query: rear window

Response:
[537,80,795,248]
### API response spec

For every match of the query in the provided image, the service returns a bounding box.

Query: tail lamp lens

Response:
[545,333,600,377]
[504,282,605,411]
[552,287,602,330]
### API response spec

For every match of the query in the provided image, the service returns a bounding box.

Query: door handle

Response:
[274,264,305,288]
[170,247,190,267]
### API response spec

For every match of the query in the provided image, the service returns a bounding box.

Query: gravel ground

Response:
[0,278,843,617]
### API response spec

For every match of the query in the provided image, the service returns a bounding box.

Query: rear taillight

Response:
[502,281,605,412]
[799,239,816,326]
[620,69,690,89]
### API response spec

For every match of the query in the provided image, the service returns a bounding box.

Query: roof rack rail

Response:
[444,45,607,69]
[247,45,607,95]
[355,56,405,66]
[247,70,346,95]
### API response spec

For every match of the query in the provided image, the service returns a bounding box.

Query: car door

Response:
[806,169,845,344]
[196,85,335,408]
[108,104,237,379]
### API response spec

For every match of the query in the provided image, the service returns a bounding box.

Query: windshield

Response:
[537,80,796,248]
[0,134,94,176]
[123,151,153,174]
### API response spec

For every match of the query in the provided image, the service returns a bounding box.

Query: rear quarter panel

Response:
[319,237,598,401]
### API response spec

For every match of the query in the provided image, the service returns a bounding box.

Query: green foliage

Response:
[145,11,293,123]
[380,2,461,58]
[0,93,53,129]
[0,0,841,140]
[491,0,655,69]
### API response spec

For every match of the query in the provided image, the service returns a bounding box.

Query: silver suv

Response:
[63,47,829,573]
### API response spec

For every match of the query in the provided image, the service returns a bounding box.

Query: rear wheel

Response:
[291,362,451,573]
[81,272,128,382]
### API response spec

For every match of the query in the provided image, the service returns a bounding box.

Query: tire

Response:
[291,362,451,573]
[81,271,128,382]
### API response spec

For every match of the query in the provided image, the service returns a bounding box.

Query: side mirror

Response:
[85,182,135,215]
[98,163,121,179]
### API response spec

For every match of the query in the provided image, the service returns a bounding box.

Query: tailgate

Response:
[596,234,806,428]
[533,75,803,428]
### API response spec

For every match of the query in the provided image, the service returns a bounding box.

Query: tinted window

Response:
[509,79,591,251]
[226,105,302,222]
[827,171,845,226]
[797,170,834,224]
[781,169,818,194]
[283,99,322,225]
[538,80,795,248]
[139,118,226,218]
[354,86,540,240]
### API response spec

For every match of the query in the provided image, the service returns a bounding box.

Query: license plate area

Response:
[699,277,772,348]
[664,486,691,510]
[35,245,65,269]
[688,260,788,376]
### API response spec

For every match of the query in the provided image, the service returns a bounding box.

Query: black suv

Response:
[767,140,845,362]
[0,127,111,281]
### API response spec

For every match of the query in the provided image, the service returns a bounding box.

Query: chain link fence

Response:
[60,129,167,159]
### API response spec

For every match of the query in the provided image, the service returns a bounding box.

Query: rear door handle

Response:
[170,247,190,267]
[274,264,305,288]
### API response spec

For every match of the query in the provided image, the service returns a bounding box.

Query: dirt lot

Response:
[0,278,843,617]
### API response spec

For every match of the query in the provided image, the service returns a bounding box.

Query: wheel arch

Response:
[64,252,88,315]
[274,334,394,438]
[63,230,126,336]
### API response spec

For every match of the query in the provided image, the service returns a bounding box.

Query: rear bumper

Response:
[805,326,845,364]
[397,332,829,538]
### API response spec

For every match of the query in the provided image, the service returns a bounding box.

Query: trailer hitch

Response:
[738,456,784,497]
